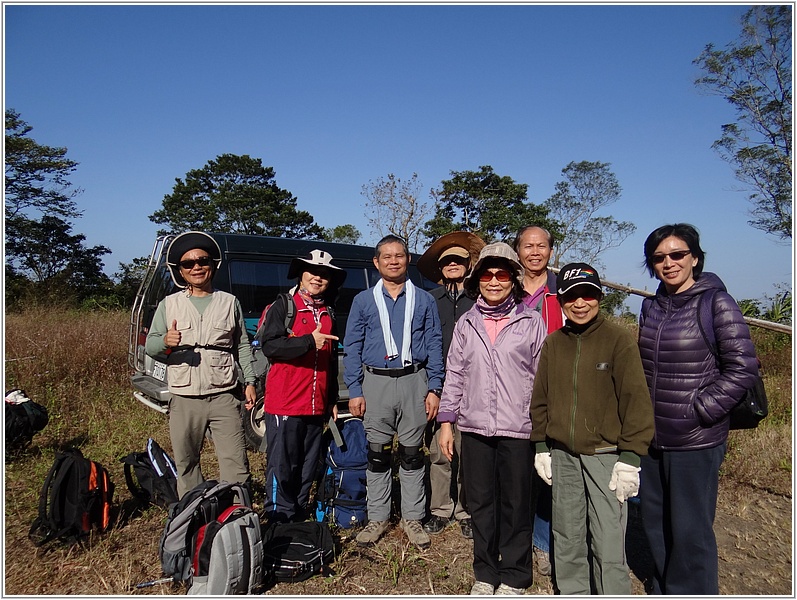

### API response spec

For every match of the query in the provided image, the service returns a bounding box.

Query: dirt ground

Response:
[3,468,791,596]
[255,477,792,596]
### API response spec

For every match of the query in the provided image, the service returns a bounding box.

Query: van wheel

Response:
[244,396,266,452]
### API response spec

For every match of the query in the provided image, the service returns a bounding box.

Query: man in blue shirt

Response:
[344,234,444,550]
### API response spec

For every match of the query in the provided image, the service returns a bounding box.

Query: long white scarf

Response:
[373,279,415,366]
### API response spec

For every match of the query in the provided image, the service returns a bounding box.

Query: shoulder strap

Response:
[281,292,296,335]
[696,288,720,359]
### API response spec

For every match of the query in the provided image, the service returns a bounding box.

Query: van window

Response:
[228,259,290,317]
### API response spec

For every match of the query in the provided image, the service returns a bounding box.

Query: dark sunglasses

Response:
[179,256,212,270]
[651,250,691,264]
[478,269,513,283]
[439,256,469,268]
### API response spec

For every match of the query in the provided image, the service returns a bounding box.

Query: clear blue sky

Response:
[5,3,793,312]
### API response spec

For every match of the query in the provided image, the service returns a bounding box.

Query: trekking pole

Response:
[135,577,173,589]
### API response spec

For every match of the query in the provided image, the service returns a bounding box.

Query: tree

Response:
[5,215,112,306]
[694,5,792,239]
[4,109,110,308]
[544,161,635,268]
[5,108,82,222]
[424,165,554,244]
[322,224,362,245]
[150,154,323,238]
[362,173,432,252]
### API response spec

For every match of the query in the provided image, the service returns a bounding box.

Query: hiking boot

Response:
[423,515,451,534]
[533,546,551,576]
[470,581,495,595]
[356,520,389,546]
[459,517,474,539]
[400,518,431,550]
[495,583,525,595]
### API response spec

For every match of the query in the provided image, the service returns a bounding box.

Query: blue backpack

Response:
[316,417,368,528]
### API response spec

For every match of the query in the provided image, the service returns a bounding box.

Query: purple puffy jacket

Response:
[638,272,758,451]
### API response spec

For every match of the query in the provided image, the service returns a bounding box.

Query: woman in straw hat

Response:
[416,231,485,540]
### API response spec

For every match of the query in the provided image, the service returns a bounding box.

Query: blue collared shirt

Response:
[343,282,444,398]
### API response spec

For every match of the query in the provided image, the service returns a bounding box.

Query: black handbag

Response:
[728,373,769,430]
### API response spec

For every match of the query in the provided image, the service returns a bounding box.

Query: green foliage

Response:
[738,298,762,318]
[544,161,635,268]
[694,5,792,239]
[762,288,792,325]
[424,165,554,244]
[150,153,323,238]
[5,108,81,221]
[4,109,114,310]
[600,288,630,316]
[322,224,362,245]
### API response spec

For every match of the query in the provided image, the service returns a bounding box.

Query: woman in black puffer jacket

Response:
[637,223,758,595]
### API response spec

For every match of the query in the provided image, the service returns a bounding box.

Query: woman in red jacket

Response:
[261,250,346,522]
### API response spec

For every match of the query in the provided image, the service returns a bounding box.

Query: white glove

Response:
[608,461,641,503]
[534,452,553,486]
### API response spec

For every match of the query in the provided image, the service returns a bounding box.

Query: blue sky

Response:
[5,3,793,312]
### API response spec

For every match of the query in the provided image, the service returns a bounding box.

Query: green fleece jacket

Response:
[530,313,654,467]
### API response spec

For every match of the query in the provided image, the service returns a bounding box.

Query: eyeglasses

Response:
[651,250,691,264]
[478,269,513,283]
[179,256,212,270]
[562,293,600,304]
[439,256,469,268]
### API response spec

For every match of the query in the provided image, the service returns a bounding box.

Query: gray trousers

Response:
[168,391,250,498]
[362,369,428,522]
[426,420,469,520]
[551,447,630,595]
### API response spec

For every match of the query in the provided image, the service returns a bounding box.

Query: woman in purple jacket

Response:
[638,223,758,595]
[437,242,547,595]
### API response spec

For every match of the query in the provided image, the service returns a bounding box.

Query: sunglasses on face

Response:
[478,269,513,283]
[651,250,691,264]
[562,292,599,304]
[305,268,331,281]
[179,256,212,270]
[439,256,469,268]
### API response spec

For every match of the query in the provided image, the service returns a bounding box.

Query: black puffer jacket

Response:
[638,272,758,451]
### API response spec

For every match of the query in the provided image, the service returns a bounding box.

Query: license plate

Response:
[152,361,167,382]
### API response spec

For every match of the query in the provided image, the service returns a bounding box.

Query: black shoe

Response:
[423,515,450,534]
[459,518,473,539]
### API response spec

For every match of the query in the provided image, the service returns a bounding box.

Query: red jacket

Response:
[262,292,337,416]
[522,270,564,334]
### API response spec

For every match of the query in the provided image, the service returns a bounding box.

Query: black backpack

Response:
[159,480,252,583]
[5,389,49,456]
[262,520,335,583]
[253,292,296,350]
[29,448,115,546]
[120,438,179,508]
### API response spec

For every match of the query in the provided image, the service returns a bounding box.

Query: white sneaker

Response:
[495,583,525,595]
[470,581,495,595]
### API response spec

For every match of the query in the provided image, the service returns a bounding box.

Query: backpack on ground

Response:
[120,438,179,508]
[315,417,368,529]
[159,480,252,584]
[5,389,49,455]
[28,447,114,546]
[262,520,335,583]
[187,505,263,595]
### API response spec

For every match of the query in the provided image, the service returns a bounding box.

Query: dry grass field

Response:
[4,308,792,595]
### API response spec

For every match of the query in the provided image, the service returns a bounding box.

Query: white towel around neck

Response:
[373,279,415,366]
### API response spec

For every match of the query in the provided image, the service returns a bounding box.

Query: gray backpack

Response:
[187,505,263,595]
[159,480,251,584]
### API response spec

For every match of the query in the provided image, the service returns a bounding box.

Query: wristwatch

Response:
[428,388,443,398]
